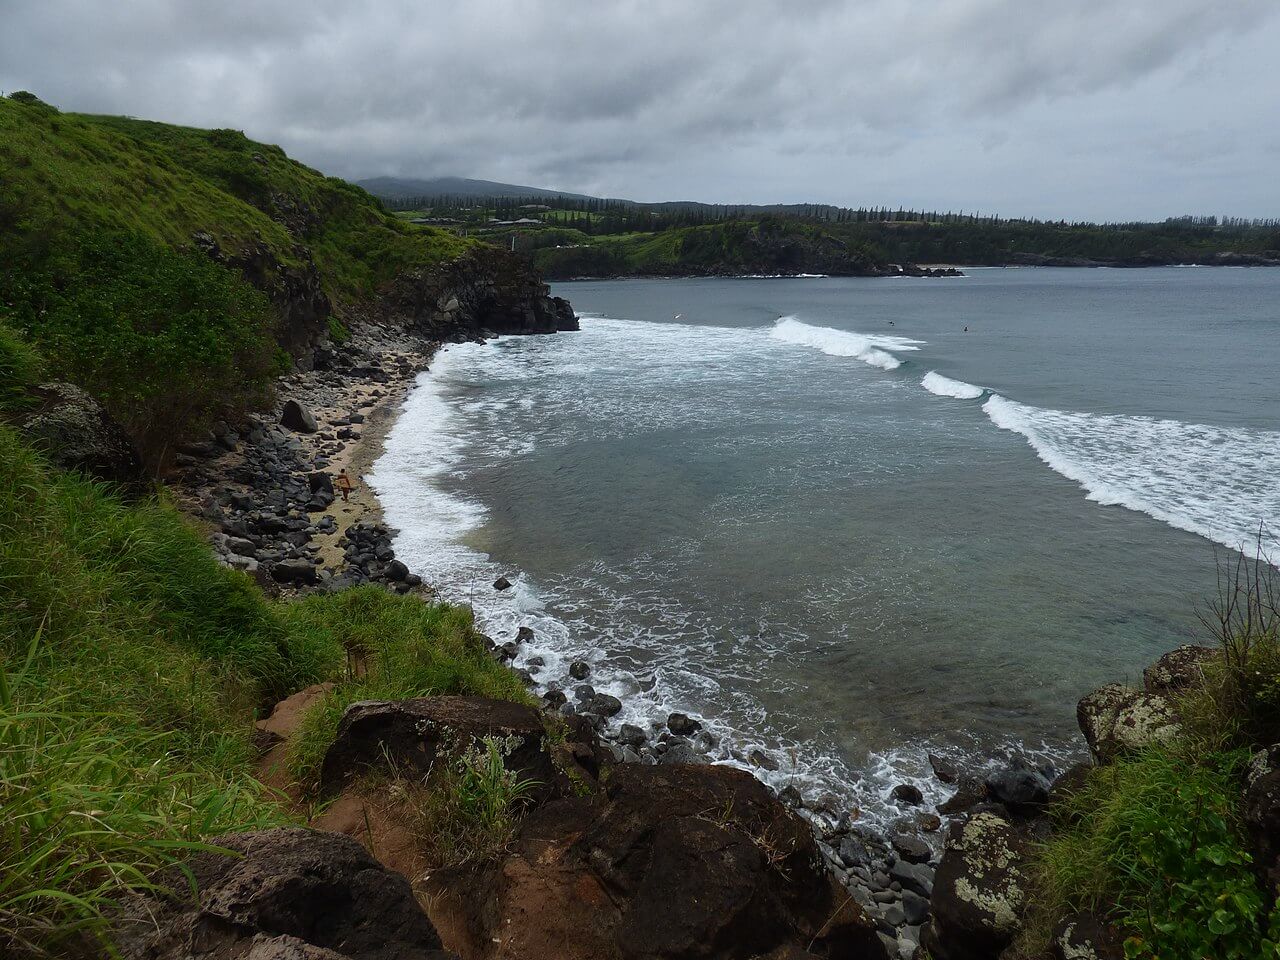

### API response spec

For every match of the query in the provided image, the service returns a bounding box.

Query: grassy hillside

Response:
[0,417,530,957]
[530,217,887,278]
[0,93,473,465]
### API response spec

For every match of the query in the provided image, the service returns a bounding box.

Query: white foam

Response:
[984,394,1280,554]
[770,316,923,370]
[921,371,985,400]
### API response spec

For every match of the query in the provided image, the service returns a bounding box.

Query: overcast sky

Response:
[4,1,1278,221]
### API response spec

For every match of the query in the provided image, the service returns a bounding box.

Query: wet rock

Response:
[1077,683,1180,764]
[917,813,942,833]
[617,723,648,748]
[928,753,959,785]
[386,559,409,581]
[493,576,512,591]
[543,689,567,709]
[667,712,702,736]
[749,748,780,771]
[515,625,534,643]
[891,833,932,864]
[280,399,317,433]
[116,828,454,960]
[983,757,1051,816]
[838,835,872,868]
[583,692,623,719]
[923,812,1027,960]
[891,783,924,806]
[569,659,591,680]
[1142,644,1218,692]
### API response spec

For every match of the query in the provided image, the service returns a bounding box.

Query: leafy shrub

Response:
[1021,747,1280,959]
[2,232,283,465]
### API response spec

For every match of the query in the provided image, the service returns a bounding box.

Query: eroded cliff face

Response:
[383,245,577,340]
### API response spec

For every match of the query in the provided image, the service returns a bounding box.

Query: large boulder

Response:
[921,812,1029,960]
[17,381,145,485]
[1244,743,1280,894]
[983,757,1051,816]
[281,398,318,433]
[318,696,605,801]
[1076,684,1180,764]
[440,762,886,960]
[1142,644,1218,692]
[117,828,455,960]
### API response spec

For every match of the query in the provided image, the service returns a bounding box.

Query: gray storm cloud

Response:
[2,0,1277,220]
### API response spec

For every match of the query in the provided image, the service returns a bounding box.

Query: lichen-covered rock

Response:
[921,812,1028,960]
[1244,743,1280,894]
[1076,683,1180,764]
[116,828,456,960]
[17,381,145,486]
[1142,644,1218,692]
[1052,910,1124,960]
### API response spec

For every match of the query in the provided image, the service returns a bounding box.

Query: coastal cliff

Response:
[2,91,1278,960]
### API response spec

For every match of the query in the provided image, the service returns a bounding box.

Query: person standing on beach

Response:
[337,468,354,503]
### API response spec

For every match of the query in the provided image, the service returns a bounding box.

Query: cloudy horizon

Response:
[3,1,1278,222]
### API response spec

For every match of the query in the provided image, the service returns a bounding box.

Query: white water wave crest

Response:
[770,317,924,370]
[921,371,986,400]
[983,395,1280,554]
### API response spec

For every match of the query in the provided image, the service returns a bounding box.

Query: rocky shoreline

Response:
[167,309,1045,960]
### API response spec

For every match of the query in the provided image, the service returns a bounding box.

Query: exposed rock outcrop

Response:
[1051,910,1124,960]
[15,381,146,487]
[117,828,456,960]
[441,761,886,960]
[921,812,1028,960]
[384,246,577,341]
[1141,644,1217,692]
[1244,743,1280,894]
[318,696,605,801]
[1076,683,1180,764]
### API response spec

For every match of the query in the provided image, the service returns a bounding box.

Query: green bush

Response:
[1022,747,1280,959]
[284,587,535,791]
[2,232,283,466]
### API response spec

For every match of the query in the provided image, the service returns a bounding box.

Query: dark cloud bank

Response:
[3,1,1277,220]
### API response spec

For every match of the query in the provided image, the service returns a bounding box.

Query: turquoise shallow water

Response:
[370,267,1280,820]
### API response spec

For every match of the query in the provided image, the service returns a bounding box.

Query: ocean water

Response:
[370,267,1280,824]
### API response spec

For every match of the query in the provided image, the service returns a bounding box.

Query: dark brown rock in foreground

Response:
[442,761,886,960]
[118,828,456,960]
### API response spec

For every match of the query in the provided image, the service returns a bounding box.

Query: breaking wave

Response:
[921,371,985,400]
[770,316,923,370]
[984,395,1279,554]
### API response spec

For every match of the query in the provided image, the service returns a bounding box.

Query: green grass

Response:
[1018,745,1279,959]
[0,426,531,956]
[283,588,536,792]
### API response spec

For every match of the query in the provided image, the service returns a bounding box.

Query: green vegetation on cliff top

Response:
[0,93,473,464]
